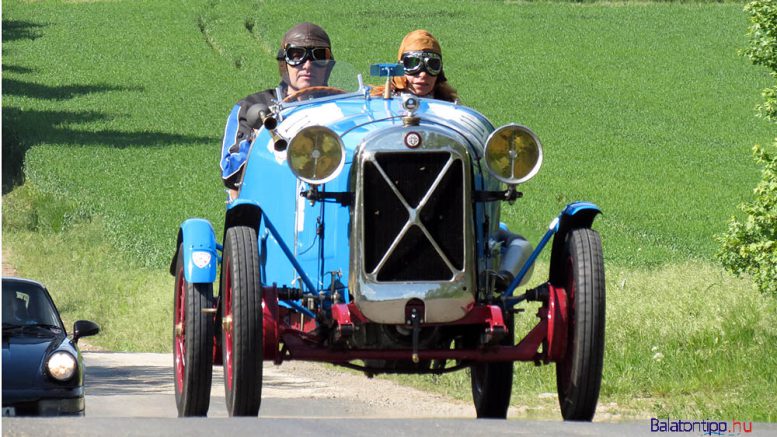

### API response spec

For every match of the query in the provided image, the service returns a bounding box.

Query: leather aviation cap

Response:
[276,22,335,90]
[280,22,332,53]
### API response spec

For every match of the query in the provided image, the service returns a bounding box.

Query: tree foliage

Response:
[744,0,777,121]
[718,144,777,297]
[717,0,777,296]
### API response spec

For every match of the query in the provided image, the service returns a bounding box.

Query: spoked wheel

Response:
[554,228,605,421]
[173,245,214,417]
[470,313,514,419]
[221,226,263,417]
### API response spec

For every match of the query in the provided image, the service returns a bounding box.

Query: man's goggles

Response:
[282,46,332,66]
[401,51,442,76]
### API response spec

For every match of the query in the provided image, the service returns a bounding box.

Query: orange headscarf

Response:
[391,30,442,90]
[372,29,458,102]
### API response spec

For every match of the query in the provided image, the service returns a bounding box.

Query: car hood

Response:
[2,331,66,390]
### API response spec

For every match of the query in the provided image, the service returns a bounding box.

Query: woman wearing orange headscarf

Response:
[372,29,458,102]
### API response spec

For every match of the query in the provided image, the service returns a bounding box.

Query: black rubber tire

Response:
[221,226,263,417]
[555,228,605,421]
[470,313,514,419]
[173,245,214,417]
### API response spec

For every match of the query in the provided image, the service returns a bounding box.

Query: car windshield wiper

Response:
[2,323,62,332]
[27,323,63,331]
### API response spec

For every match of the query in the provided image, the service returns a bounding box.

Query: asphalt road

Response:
[4,353,776,436]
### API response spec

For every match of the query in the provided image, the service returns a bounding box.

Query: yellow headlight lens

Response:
[483,124,543,184]
[287,125,345,185]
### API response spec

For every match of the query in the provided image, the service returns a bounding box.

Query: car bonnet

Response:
[2,332,67,389]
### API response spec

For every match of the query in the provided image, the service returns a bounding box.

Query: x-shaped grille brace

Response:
[368,154,461,278]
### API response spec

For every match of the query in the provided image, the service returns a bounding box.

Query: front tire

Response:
[173,246,214,417]
[221,226,263,417]
[554,228,605,421]
[470,313,514,419]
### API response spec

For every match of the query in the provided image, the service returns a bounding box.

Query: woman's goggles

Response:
[401,51,442,76]
[283,46,332,67]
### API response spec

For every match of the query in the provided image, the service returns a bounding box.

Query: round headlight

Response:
[287,125,345,185]
[47,351,77,381]
[483,124,543,184]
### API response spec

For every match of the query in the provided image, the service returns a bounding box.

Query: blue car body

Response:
[175,89,600,314]
[170,71,607,421]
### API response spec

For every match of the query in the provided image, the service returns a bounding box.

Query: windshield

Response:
[327,60,366,92]
[2,280,63,328]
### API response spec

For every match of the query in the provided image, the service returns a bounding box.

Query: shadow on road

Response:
[86,364,174,396]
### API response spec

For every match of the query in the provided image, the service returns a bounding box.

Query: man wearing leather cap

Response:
[220,22,335,193]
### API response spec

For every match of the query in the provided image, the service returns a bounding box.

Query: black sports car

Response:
[2,277,100,416]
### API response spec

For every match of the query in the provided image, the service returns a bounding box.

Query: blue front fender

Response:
[547,201,602,285]
[555,201,602,231]
[171,218,219,283]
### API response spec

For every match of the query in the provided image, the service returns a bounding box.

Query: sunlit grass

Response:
[3,0,772,268]
[3,0,776,422]
[3,186,171,352]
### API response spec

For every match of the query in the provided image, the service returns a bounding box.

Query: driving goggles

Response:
[282,46,333,66]
[401,51,443,76]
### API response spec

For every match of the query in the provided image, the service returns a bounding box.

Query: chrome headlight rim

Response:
[46,351,78,382]
[287,125,346,185]
[483,123,543,185]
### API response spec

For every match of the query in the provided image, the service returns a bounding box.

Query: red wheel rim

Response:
[174,269,186,394]
[223,257,234,390]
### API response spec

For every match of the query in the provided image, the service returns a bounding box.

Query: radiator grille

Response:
[363,152,463,281]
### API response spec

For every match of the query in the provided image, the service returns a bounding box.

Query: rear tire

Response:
[470,313,514,419]
[173,246,214,417]
[554,228,605,421]
[221,226,263,417]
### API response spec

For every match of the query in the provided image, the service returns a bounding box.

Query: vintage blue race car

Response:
[170,64,605,420]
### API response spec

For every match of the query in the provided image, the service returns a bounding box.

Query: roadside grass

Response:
[4,201,775,420]
[3,186,171,352]
[3,0,776,422]
[386,261,777,422]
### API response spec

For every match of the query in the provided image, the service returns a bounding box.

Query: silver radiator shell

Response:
[349,125,477,324]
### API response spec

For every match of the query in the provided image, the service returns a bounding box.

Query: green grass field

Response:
[3,0,776,421]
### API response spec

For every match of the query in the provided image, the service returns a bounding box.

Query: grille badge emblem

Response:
[404,132,422,149]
